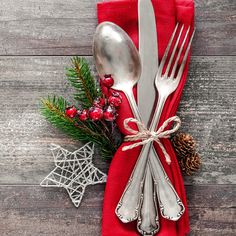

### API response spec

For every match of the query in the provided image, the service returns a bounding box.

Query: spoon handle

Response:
[124,89,142,124]
[116,140,152,222]
[115,89,148,222]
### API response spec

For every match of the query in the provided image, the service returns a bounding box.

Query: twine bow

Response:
[122,116,181,164]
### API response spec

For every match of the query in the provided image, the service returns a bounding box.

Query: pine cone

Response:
[171,132,196,157]
[171,132,201,175]
[180,152,202,175]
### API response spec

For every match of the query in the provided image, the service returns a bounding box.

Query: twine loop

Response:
[122,116,181,164]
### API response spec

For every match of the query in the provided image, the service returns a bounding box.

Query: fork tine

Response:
[164,25,184,76]
[170,26,190,79]
[157,23,179,77]
[175,29,196,82]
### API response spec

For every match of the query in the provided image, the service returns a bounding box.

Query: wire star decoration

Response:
[40,142,107,207]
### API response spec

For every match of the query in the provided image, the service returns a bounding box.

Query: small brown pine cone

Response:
[182,152,201,175]
[171,132,197,157]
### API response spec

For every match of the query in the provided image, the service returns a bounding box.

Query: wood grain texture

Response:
[0,185,235,236]
[0,0,235,56]
[0,56,235,185]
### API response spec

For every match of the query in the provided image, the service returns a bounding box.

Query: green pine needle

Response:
[66,57,98,109]
[41,96,90,140]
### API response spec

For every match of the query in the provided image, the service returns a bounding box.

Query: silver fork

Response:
[116,24,195,225]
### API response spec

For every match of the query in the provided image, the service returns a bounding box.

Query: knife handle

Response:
[137,161,160,235]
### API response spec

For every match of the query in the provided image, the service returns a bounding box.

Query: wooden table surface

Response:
[0,0,235,235]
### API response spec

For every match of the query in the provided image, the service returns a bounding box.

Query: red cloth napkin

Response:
[97,0,194,235]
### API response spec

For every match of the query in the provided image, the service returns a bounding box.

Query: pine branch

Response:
[40,96,116,160]
[40,56,122,160]
[66,57,98,109]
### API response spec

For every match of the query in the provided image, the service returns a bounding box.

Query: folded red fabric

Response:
[97,0,194,235]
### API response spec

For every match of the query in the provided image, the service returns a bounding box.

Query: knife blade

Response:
[138,0,158,126]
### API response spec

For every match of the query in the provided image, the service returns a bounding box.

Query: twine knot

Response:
[122,116,181,164]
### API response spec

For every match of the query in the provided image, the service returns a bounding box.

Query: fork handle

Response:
[149,146,185,220]
[149,94,165,132]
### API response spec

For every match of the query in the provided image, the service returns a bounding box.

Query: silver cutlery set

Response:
[93,0,195,235]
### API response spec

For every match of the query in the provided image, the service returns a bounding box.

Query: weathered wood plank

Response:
[179,56,236,184]
[194,0,236,56]
[0,56,235,185]
[188,208,236,236]
[0,185,235,236]
[0,0,235,56]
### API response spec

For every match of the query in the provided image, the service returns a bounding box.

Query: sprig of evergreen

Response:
[40,57,121,160]
[66,57,99,108]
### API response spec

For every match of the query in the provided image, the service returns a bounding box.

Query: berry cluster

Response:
[65,75,122,122]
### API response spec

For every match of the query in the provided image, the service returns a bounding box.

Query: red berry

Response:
[65,106,77,118]
[103,106,117,121]
[89,107,103,121]
[78,109,88,121]
[101,75,114,88]
[100,79,109,97]
[108,92,122,107]
[93,97,106,108]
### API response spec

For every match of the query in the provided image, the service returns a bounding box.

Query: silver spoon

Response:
[93,22,159,232]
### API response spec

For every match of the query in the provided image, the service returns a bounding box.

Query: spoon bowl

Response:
[93,22,141,93]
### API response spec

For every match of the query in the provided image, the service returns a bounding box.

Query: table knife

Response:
[115,0,159,227]
[137,0,159,234]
